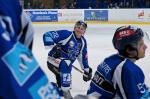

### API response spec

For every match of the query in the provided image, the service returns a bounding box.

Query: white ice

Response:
[32,23,150,97]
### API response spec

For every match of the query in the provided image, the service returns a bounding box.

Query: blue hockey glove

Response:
[83,67,92,82]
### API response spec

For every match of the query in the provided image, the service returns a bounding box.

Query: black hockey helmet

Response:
[112,25,144,56]
[74,20,87,29]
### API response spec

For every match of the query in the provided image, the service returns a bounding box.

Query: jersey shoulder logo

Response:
[2,42,39,86]
[69,41,74,47]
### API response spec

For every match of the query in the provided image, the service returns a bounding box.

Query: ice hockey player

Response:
[43,20,92,99]
[0,0,60,98]
[87,25,150,98]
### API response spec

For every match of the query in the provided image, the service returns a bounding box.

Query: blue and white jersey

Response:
[0,0,60,98]
[43,30,89,70]
[87,54,150,99]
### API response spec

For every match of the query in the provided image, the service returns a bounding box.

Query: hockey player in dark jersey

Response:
[87,25,150,99]
[0,0,60,98]
[43,20,92,98]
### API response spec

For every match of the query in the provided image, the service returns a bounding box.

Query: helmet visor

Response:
[143,32,150,44]
[143,32,150,55]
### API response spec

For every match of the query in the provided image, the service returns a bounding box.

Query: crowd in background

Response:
[21,0,150,9]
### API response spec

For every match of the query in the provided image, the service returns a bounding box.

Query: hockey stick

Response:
[47,58,88,77]
[72,65,84,74]
[72,65,89,78]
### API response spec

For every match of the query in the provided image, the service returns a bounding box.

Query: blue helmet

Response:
[112,25,144,56]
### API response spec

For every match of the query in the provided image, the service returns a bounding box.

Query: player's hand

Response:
[52,44,61,58]
[83,67,92,82]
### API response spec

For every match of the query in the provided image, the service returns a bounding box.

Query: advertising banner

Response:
[109,9,150,22]
[136,9,150,22]
[58,9,83,22]
[84,10,108,21]
[25,10,58,22]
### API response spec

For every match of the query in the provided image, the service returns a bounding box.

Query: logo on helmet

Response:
[116,30,136,39]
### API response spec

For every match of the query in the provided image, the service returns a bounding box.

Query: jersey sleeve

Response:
[121,63,149,99]
[77,38,89,70]
[43,30,71,47]
[0,11,34,56]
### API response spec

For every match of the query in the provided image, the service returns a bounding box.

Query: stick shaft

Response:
[72,65,89,78]
[72,65,84,74]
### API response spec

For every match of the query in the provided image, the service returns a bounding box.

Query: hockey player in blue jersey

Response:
[0,0,60,98]
[43,20,92,98]
[87,25,150,99]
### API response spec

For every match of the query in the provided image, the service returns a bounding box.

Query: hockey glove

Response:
[83,67,92,82]
[52,44,61,58]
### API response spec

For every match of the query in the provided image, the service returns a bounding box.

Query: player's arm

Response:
[43,30,71,48]
[77,39,92,82]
